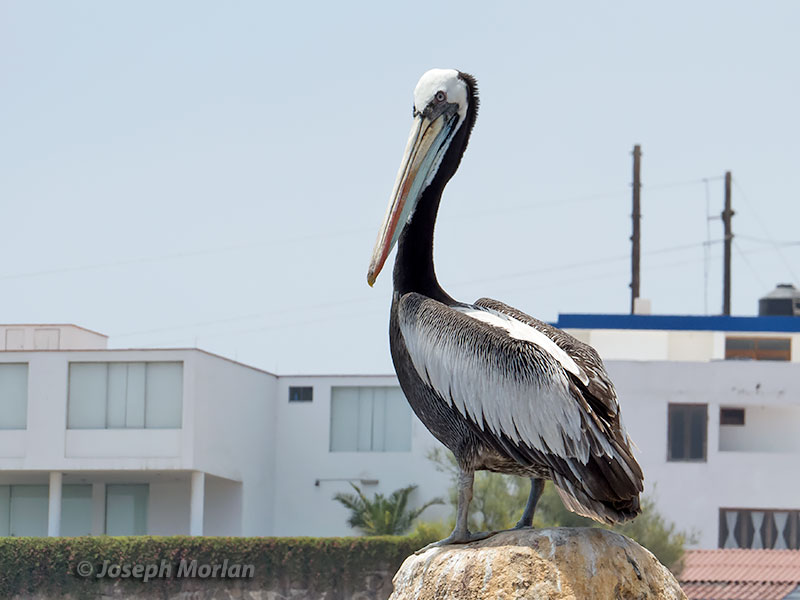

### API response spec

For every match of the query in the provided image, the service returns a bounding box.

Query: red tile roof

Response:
[681,550,800,600]
[682,581,798,600]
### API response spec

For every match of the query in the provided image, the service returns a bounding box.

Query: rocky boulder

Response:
[391,527,687,599]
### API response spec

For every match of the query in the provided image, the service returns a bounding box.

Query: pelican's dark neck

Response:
[393,183,452,302]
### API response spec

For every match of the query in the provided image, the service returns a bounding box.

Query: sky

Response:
[1,1,799,374]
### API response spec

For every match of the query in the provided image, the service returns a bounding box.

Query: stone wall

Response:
[12,568,395,600]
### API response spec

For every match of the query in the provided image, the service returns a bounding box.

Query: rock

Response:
[390,527,687,600]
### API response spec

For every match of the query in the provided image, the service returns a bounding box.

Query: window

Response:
[725,337,791,361]
[720,407,745,426]
[720,508,800,549]
[68,362,183,429]
[289,386,313,402]
[0,363,27,429]
[668,404,707,461]
[105,484,148,535]
[330,386,411,452]
[61,485,93,536]
[0,485,48,536]
[0,484,93,537]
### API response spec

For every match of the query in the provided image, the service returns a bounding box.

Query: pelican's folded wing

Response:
[397,292,644,523]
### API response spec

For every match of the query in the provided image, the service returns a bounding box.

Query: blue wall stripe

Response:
[555,314,800,333]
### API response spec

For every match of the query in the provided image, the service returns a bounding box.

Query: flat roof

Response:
[0,347,276,377]
[557,313,800,333]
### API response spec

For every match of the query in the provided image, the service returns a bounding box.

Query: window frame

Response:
[667,403,708,462]
[67,361,184,430]
[719,508,800,549]
[0,363,29,430]
[329,386,412,453]
[0,484,49,537]
[720,407,745,426]
[288,386,313,402]
[725,336,791,361]
[105,484,149,536]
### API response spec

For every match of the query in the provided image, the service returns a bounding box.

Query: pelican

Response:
[367,69,643,546]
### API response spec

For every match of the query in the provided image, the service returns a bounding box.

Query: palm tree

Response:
[333,484,443,535]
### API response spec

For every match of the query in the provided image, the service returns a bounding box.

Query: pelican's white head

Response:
[413,68,470,123]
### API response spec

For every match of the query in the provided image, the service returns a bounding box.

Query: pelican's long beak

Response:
[367,110,458,286]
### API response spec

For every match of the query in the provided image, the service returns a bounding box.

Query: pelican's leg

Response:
[514,478,545,529]
[416,468,494,553]
[452,469,476,539]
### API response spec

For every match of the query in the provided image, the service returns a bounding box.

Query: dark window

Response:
[668,404,707,461]
[725,337,791,361]
[719,508,800,549]
[725,338,754,352]
[720,407,745,426]
[288,386,313,402]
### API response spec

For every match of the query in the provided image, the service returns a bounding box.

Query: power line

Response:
[732,177,800,286]
[111,241,787,346]
[645,175,725,192]
[0,226,371,282]
[737,234,800,246]
[111,240,720,339]
[453,240,719,288]
[0,175,726,283]
[111,294,371,338]
[134,247,741,346]
[733,240,767,290]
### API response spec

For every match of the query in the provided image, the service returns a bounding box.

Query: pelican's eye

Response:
[434,91,447,103]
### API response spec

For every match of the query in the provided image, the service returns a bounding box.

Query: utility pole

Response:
[721,171,734,315]
[630,145,642,314]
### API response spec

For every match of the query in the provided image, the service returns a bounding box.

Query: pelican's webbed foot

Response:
[414,529,497,554]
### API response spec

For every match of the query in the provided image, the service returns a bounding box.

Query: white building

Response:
[0,324,277,537]
[1,314,799,550]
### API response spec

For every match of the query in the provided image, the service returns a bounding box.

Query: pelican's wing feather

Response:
[474,297,620,424]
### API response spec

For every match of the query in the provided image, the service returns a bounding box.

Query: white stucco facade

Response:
[272,375,450,537]
[0,326,276,537]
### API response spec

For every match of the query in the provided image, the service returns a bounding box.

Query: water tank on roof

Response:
[758,283,800,316]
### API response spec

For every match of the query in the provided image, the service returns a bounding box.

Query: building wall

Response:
[191,352,277,536]
[719,405,800,453]
[272,376,450,537]
[566,328,800,363]
[204,475,243,536]
[606,360,800,549]
[0,348,276,537]
[0,350,193,471]
[149,479,191,535]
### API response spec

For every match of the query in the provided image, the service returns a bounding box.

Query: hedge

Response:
[0,532,435,597]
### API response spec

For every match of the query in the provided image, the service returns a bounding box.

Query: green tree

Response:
[333,483,443,535]
[426,448,694,572]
